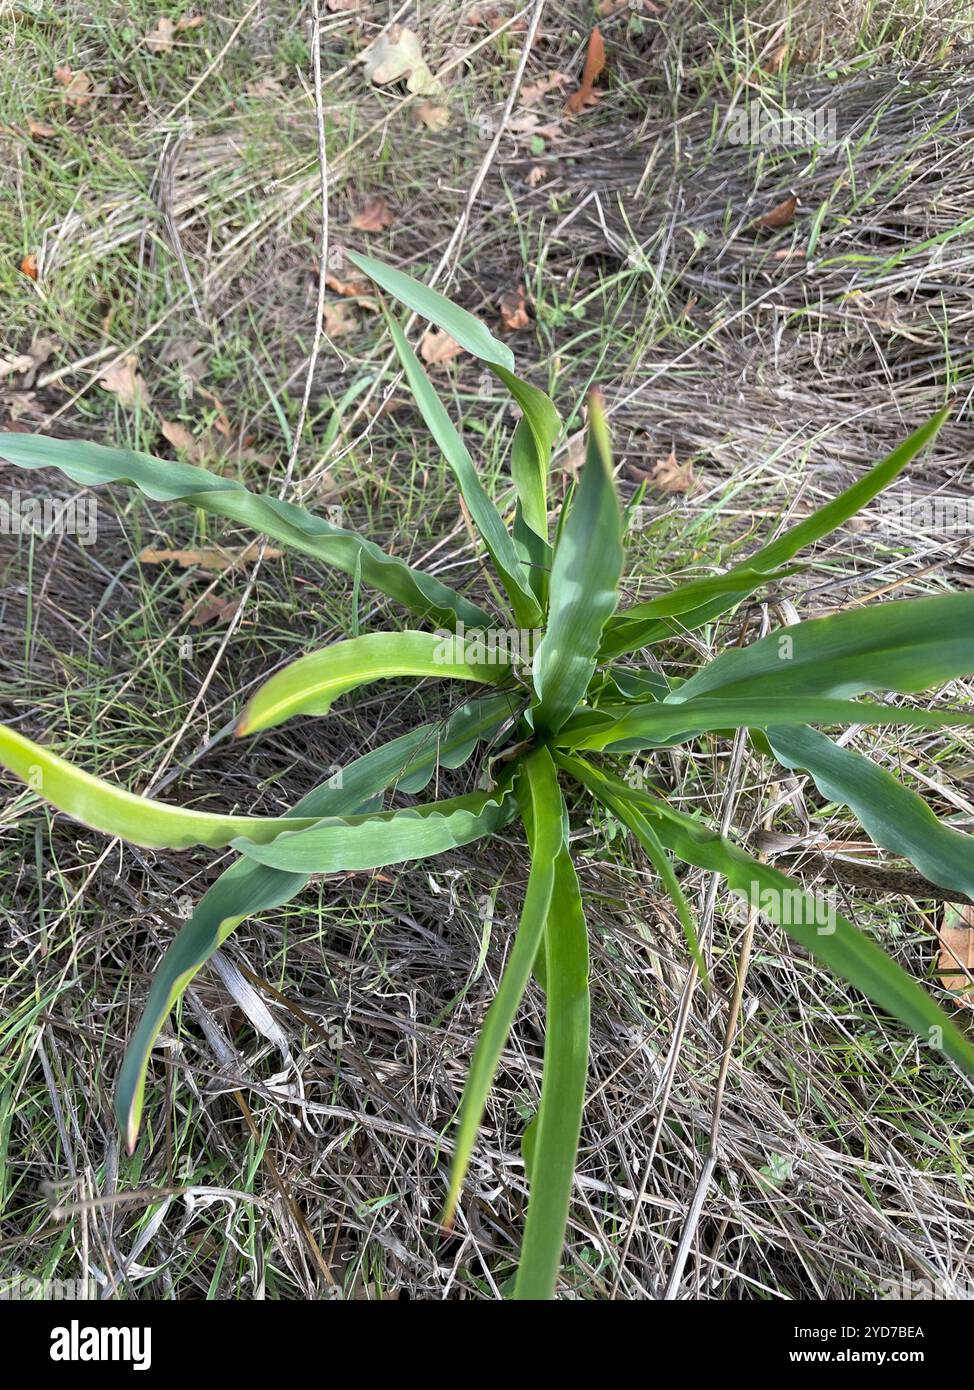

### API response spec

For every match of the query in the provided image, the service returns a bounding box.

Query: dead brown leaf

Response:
[161,419,204,461]
[363,24,441,96]
[324,301,357,337]
[27,116,56,139]
[176,14,204,29]
[755,193,799,229]
[499,284,530,332]
[652,449,696,493]
[939,905,974,1006]
[565,27,605,114]
[416,101,450,131]
[100,355,150,409]
[521,72,567,105]
[19,253,38,281]
[0,333,58,386]
[351,196,395,232]
[187,595,243,626]
[140,541,281,572]
[55,66,94,108]
[146,16,176,54]
[420,328,462,365]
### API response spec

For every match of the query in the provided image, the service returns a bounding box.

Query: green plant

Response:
[2,252,974,1298]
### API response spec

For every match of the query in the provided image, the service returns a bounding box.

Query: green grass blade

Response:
[768,724,974,901]
[383,313,543,627]
[513,845,590,1301]
[116,697,515,1152]
[232,783,517,872]
[532,393,623,734]
[559,695,974,751]
[601,408,950,653]
[0,432,490,631]
[0,722,322,850]
[560,755,974,1078]
[670,593,974,703]
[442,746,564,1226]
[237,629,512,734]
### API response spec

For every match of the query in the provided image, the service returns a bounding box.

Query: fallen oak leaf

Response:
[0,333,59,386]
[499,284,530,332]
[324,301,358,337]
[565,26,605,114]
[363,24,441,96]
[420,327,462,365]
[27,116,56,138]
[187,595,243,627]
[939,904,974,1007]
[651,448,696,493]
[161,419,204,462]
[755,193,799,229]
[146,16,176,54]
[416,101,450,131]
[521,72,568,105]
[100,355,150,409]
[350,196,395,232]
[54,66,94,108]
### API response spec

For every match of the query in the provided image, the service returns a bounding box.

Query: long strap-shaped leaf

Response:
[0,433,491,631]
[0,722,323,849]
[382,313,543,628]
[346,250,560,555]
[768,724,974,902]
[116,695,516,1151]
[669,593,974,703]
[599,567,801,660]
[559,695,974,752]
[532,393,624,734]
[602,408,950,655]
[232,782,517,872]
[238,629,512,734]
[442,746,564,1226]
[560,755,974,1078]
[513,844,590,1301]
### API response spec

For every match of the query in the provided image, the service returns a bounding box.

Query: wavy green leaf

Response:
[238,629,512,735]
[0,722,321,850]
[115,695,516,1151]
[232,782,517,872]
[768,724,974,902]
[561,755,974,1078]
[560,695,974,751]
[443,746,563,1226]
[532,394,623,734]
[669,593,974,703]
[0,432,490,631]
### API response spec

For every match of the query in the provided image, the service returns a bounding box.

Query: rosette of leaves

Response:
[2,252,974,1299]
